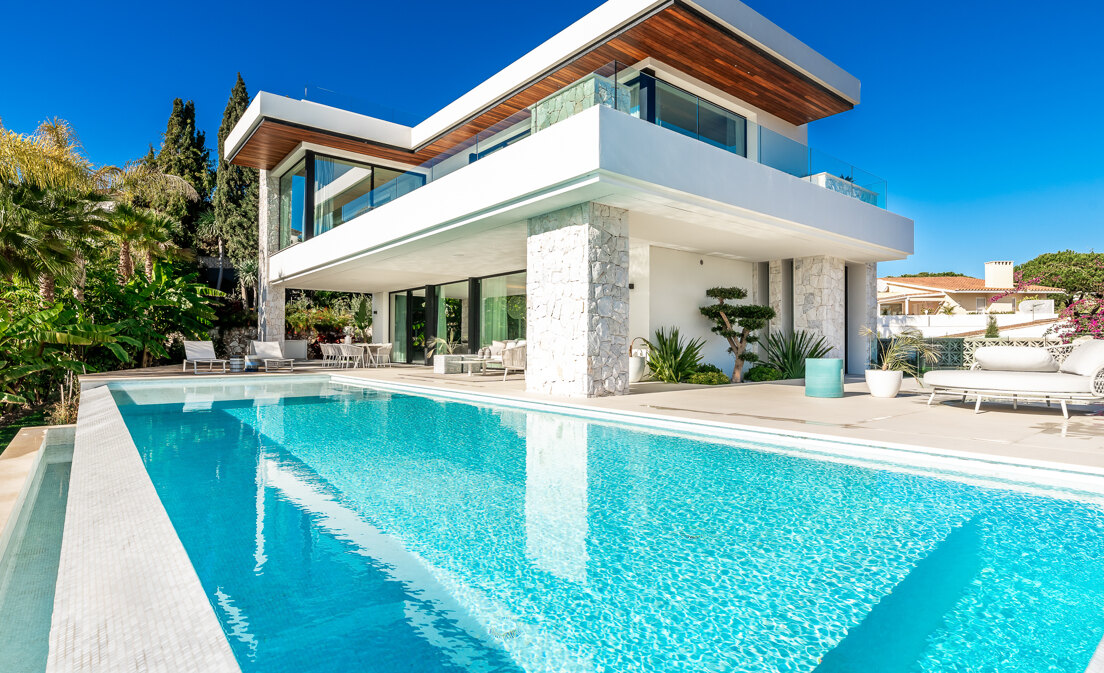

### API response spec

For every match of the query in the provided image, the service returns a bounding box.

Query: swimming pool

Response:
[110,377,1104,673]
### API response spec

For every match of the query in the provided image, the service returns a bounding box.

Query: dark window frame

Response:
[280,151,426,245]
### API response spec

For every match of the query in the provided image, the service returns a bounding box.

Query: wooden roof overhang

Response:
[230,2,854,171]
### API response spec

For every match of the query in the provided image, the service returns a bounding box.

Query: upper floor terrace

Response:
[223,0,890,253]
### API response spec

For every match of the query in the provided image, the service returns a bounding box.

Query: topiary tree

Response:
[699,287,776,383]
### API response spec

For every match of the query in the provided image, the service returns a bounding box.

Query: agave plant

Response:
[644,327,704,383]
[860,326,940,379]
[765,330,833,379]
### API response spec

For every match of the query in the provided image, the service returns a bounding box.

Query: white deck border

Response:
[47,386,239,673]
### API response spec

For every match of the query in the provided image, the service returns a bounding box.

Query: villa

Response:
[879,261,1064,316]
[8,3,1104,673]
[223,0,913,396]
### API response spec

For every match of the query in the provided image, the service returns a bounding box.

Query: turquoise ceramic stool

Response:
[805,358,844,398]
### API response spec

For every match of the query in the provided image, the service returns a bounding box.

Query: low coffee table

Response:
[458,358,489,376]
[228,356,246,373]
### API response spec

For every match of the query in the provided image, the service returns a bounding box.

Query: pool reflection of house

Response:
[224,0,914,397]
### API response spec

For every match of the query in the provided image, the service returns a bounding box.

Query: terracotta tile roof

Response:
[880,276,1063,293]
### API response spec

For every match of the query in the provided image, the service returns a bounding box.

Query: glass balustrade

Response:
[279,61,888,249]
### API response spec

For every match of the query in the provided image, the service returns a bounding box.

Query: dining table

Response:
[352,343,386,367]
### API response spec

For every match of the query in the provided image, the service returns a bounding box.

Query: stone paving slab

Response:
[47,386,239,673]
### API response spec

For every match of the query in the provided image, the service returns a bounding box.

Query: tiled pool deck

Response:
[7,364,1102,672]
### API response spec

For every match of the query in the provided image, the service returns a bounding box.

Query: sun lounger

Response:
[182,341,228,374]
[923,340,1104,418]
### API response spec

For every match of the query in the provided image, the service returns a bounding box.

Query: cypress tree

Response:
[153,98,213,242]
[214,74,259,268]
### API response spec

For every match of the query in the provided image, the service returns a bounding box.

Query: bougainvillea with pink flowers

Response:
[1052,296,1104,342]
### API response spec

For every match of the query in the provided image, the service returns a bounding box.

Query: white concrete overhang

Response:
[224,0,860,164]
[268,105,912,293]
[410,0,858,150]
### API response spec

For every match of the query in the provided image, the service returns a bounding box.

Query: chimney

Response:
[984,261,1014,288]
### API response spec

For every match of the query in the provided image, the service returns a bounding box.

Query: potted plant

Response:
[430,330,464,373]
[628,336,649,383]
[860,327,940,398]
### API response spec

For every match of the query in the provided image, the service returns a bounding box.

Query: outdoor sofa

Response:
[923,339,1104,419]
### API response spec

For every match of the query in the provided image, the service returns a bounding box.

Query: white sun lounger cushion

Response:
[973,346,1058,372]
[923,369,1093,394]
[1058,340,1104,377]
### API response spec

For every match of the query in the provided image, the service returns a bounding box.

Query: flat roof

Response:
[226,0,860,169]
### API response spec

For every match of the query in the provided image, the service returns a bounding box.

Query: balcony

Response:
[279,62,887,250]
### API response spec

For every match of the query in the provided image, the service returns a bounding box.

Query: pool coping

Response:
[47,385,239,673]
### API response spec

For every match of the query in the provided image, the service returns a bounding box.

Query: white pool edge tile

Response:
[47,386,240,673]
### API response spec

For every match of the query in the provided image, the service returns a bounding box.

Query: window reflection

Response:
[278,159,306,250]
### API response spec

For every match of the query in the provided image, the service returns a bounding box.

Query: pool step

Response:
[814,515,983,673]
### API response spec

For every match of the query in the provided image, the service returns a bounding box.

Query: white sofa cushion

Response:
[974,346,1058,372]
[1059,339,1104,376]
[924,369,1092,394]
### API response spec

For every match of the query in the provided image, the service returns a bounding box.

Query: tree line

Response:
[0,74,260,421]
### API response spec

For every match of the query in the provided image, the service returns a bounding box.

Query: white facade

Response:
[229,0,914,396]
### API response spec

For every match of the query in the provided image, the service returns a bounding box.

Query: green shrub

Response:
[688,371,730,385]
[645,327,704,383]
[985,315,1000,338]
[695,363,723,374]
[745,365,783,382]
[766,330,833,379]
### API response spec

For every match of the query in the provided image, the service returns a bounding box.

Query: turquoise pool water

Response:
[111,379,1104,673]
[0,432,74,673]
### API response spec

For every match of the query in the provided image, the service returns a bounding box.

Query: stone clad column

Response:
[257,169,285,342]
[793,255,846,358]
[526,202,629,397]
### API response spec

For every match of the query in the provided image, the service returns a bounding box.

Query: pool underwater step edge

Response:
[46,386,240,673]
[0,425,74,673]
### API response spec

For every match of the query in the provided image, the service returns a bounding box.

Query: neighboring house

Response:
[225,0,913,397]
[879,262,1063,315]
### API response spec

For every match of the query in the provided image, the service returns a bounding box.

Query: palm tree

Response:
[107,203,184,282]
[195,211,226,290]
[237,257,258,311]
[0,119,110,296]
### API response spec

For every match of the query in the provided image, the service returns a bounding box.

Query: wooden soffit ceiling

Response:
[232,2,853,171]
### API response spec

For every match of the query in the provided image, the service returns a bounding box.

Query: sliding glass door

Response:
[390,292,407,364]
[435,281,470,354]
[479,272,526,347]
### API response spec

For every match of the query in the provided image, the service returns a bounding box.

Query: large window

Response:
[277,152,427,250]
[435,281,470,354]
[655,80,747,157]
[278,159,306,250]
[479,272,526,347]
[314,156,374,235]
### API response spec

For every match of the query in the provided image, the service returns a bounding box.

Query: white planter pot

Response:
[629,356,648,383]
[343,336,353,344]
[865,369,904,398]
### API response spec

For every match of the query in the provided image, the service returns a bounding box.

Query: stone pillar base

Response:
[526,202,629,397]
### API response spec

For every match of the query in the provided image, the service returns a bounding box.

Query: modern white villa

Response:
[223,0,914,397]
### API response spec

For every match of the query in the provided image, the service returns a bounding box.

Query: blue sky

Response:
[3,0,1101,277]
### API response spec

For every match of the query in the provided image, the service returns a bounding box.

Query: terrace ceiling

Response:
[231,2,853,171]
